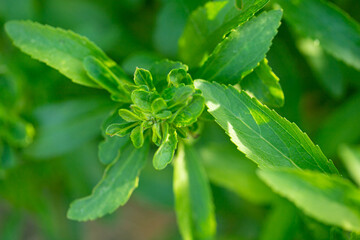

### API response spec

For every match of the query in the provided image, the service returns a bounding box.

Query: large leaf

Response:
[316,94,360,157]
[98,135,129,165]
[196,10,282,85]
[179,0,269,67]
[241,59,284,108]
[67,140,149,221]
[338,145,360,187]
[25,98,113,159]
[258,168,360,233]
[173,143,216,240]
[276,0,360,70]
[194,80,338,174]
[199,143,274,204]
[5,21,129,88]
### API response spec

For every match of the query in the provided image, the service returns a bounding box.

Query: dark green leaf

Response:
[98,135,129,165]
[195,80,338,174]
[67,140,150,221]
[196,10,282,84]
[173,143,216,240]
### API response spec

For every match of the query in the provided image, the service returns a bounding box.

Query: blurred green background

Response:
[1,0,360,239]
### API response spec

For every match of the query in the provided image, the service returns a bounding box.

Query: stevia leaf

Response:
[131,89,159,112]
[275,0,360,70]
[134,67,154,89]
[173,143,216,240]
[98,135,129,165]
[153,127,178,170]
[179,0,269,67]
[199,143,274,204]
[5,20,129,88]
[25,98,113,159]
[150,60,188,93]
[315,94,360,157]
[151,98,168,114]
[130,122,145,148]
[196,10,282,85]
[118,109,143,122]
[258,168,360,233]
[167,69,192,86]
[67,140,150,221]
[106,122,139,137]
[83,56,131,102]
[152,123,162,146]
[241,59,284,108]
[194,80,338,174]
[338,145,360,187]
[163,85,195,108]
[174,95,205,128]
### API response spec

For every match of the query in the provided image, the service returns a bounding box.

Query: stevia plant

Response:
[3,0,360,239]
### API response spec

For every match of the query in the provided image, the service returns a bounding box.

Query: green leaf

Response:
[134,67,154,89]
[174,95,205,128]
[5,20,129,88]
[150,60,188,93]
[173,143,216,240]
[130,122,145,148]
[118,109,143,122]
[83,56,131,102]
[194,80,338,174]
[131,89,159,112]
[315,94,360,157]
[151,98,168,114]
[241,59,284,108]
[196,10,282,85]
[275,0,360,70]
[199,143,274,204]
[179,0,269,67]
[163,85,195,108]
[98,136,129,165]
[106,122,139,137]
[338,145,360,187]
[25,98,113,159]
[153,126,178,170]
[168,69,192,86]
[258,168,360,233]
[67,140,150,221]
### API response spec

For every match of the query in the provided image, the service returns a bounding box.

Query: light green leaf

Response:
[131,89,159,112]
[196,10,282,84]
[276,0,360,70]
[5,20,129,88]
[106,122,139,137]
[83,56,131,102]
[98,135,129,165]
[241,59,284,108]
[134,67,154,89]
[173,143,216,240]
[179,0,269,67]
[130,122,145,148]
[118,109,143,122]
[153,126,178,170]
[168,69,192,86]
[258,168,360,233]
[163,85,195,108]
[174,95,205,128]
[194,80,338,174]
[199,143,274,204]
[151,98,168,114]
[67,140,149,221]
[338,145,360,187]
[316,94,360,157]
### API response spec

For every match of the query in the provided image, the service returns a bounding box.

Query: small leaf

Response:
[5,20,129,88]
[196,10,282,85]
[106,122,139,137]
[152,123,162,146]
[155,110,172,120]
[258,168,360,233]
[118,109,143,122]
[131,89,159,112]
[134,67,154,89]
[167,68,192,86]
[174,95,205,128]
[194,80,338,174]
[130,122,145,148]
[179,0,269,66]
[67,140,150,221]
[153,126,178,170]
[83,56,131,102]
[163,85,194,108]
[241,59,284,108]
[173,143,216,240]
[338,145,360,187]
[98,135,129,165]
[151,98,168,114]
